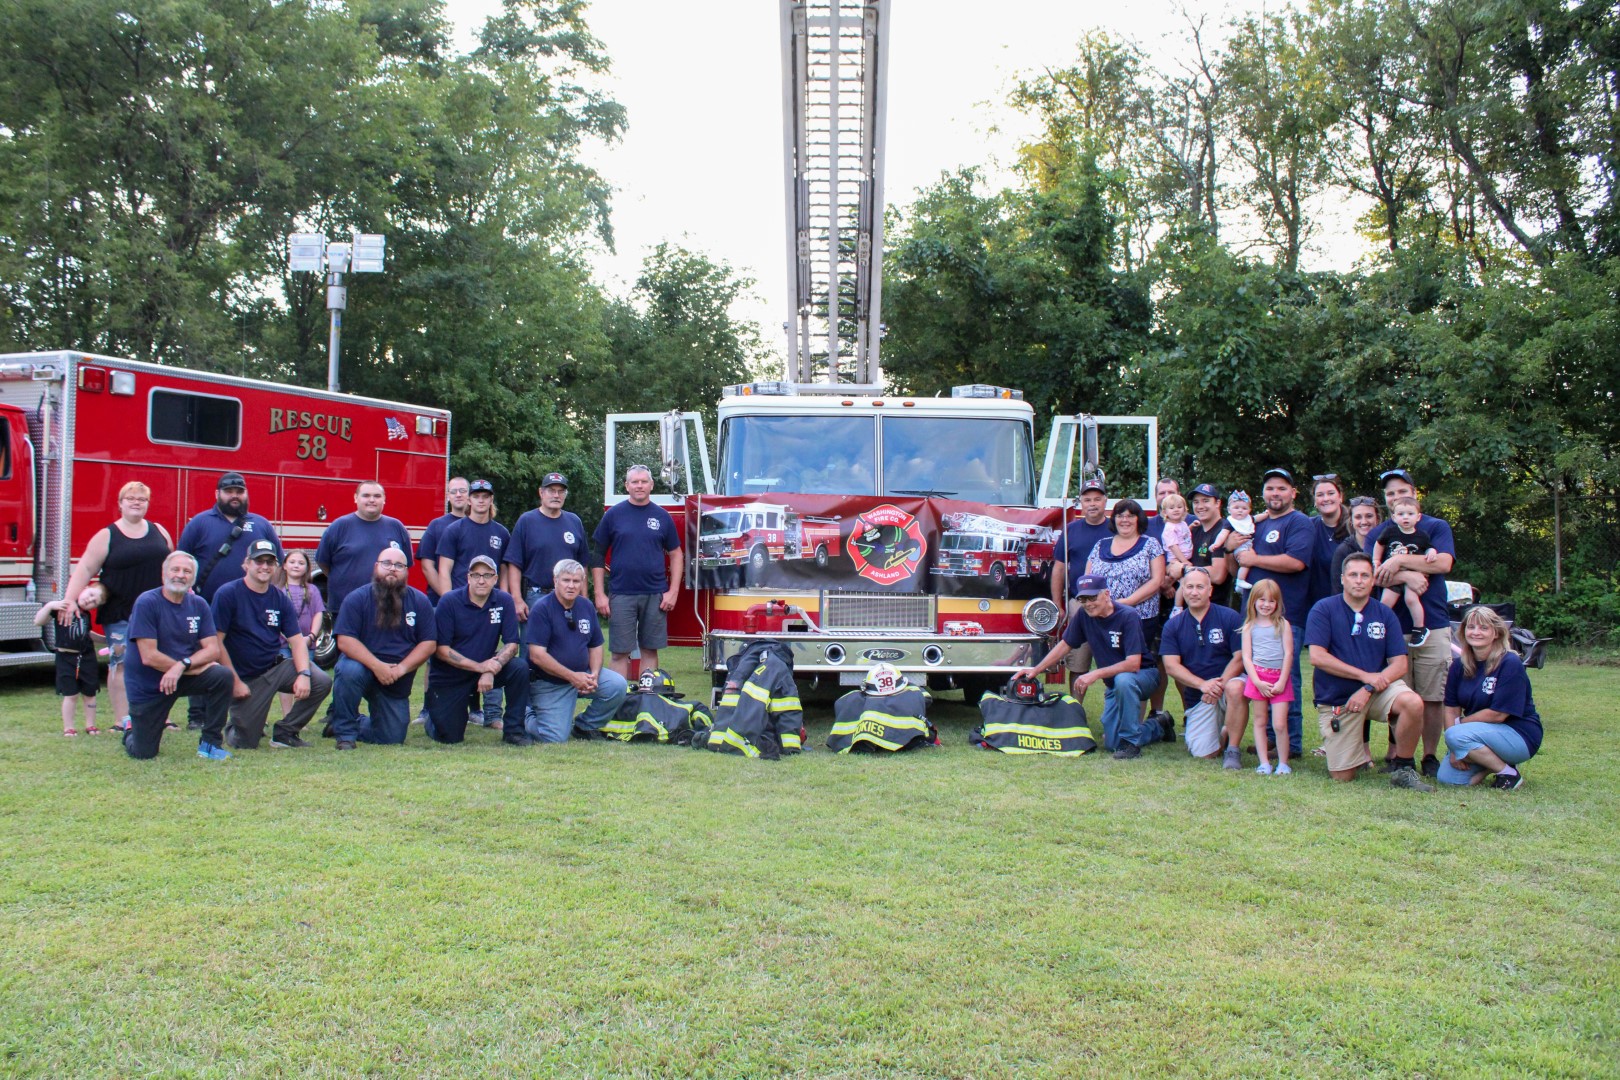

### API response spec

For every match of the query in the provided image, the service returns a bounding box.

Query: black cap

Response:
[469,479,493,494]
[542,472,568,489]
[1079,478,1106,495]
[1379,468,1415,487]
[247,539,279,561]
[217,471,247,490]
[1190,482,1221,500]
[1261,467,1294,485]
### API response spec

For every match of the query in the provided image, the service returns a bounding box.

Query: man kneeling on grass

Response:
[330,548,436,750]
[1016,574,1173,759]
[1304,553,1432,791]
[424,555,530,746]
[123,552,235,761]
[1159,566,1247,765]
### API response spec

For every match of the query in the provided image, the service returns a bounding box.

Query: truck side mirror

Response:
[659,410,688,494]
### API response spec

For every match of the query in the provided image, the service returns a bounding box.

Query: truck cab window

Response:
[149,389,242,449]
[720,414,876,496]
[881,416,1034,505]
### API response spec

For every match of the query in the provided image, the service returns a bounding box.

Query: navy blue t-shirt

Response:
[334,584,436,696]
[124,588,216,705]
[506,509,591,592]
[211,579,300,680]
[437,516,513,592]
[415,512,463,601]
[524,591,602,685]
[429,587,520,685]
[1303,595,1408,707]
[1445,652,1542,756]
[177,508,282,600]
[1145,514,1165,543]
[1249,509,1316,623]
[1062,604,1153,687]
[1363,513,1456,633]
[315,513,414,611]
[1052,517,1113,595]
[1160,604,1243,709]
[593,500,679,595]
[1308,515,1345,608]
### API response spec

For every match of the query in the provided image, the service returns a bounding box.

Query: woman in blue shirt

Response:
[1438,606,1543,790]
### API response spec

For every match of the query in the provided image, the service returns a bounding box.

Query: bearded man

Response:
[329,547,436,749]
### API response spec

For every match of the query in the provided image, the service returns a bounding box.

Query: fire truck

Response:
[932,511,1058,590]
[602,2,1159,702]
[0,351,451,670]
[696,501,843,583]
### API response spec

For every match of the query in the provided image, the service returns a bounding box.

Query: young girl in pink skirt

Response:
[1241,578,1295,775]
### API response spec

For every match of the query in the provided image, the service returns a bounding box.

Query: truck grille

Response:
[820,591,935,631]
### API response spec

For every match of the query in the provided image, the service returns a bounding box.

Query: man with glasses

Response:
[592,465,683,679]
[423,554,530,745]
[1304,552,1431,790]
[1366,467,1458,778]
[210,539,331,749]
[1017,574,1172,759]
[1160,567,1247,764]
[1232,468,1315,758]
[177,471,282,730]
[329,548,436,749]
[416,477,470,604]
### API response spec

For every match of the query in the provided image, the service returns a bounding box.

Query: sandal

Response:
[85,725,102,735]
[163,720,179,731]
[63,728,78,737]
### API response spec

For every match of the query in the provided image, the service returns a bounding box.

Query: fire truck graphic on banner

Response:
[932,511,1057,590]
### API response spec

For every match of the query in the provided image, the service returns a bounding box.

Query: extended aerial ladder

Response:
[781,0,890,386]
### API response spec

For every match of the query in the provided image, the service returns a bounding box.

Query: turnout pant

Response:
[424,660,531,744]
[330,657,413,745]
[125,665,234,759]
[224,657,333,748]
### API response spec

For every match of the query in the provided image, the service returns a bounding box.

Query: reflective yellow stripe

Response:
[634,713,670,739]
[981,722,1095,739]
[742,681,772,703]
[988,747,1089,756]
[768,697,802,712]
[718,692,740,708]
[710,727,759,757]
[780,731,802,749]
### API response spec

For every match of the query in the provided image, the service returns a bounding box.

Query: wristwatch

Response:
[181,654,192,668]
[1361,682,1376,694]
[297,670,312,679]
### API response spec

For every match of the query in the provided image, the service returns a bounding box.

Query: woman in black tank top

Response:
[58,482,173,726]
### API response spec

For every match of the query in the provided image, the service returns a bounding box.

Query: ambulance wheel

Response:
[814,544,829,569]
[746,545,768,584]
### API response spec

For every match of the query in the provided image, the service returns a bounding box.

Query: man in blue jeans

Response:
[330,548,436,749]
[525,558,627,742]
[1018,574,1172,758]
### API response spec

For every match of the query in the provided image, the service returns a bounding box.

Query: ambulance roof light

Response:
[951,384,1023,400]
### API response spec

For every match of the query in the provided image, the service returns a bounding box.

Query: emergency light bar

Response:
[724,381,799,397]
[951,384,1023,400]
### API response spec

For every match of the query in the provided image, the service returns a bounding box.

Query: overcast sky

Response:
[445,1,1350,364]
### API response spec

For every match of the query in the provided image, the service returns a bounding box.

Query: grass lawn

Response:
[1,649,1615,1078]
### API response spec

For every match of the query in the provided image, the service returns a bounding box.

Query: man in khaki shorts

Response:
[1369,468,1456,777]
[1303,552,1432,791]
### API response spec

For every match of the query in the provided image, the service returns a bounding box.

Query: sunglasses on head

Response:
[1349,496,1378,508]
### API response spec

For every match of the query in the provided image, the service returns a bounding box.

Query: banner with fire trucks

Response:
[687,495,1075,600]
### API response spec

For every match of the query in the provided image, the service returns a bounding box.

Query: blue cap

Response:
[1074,573,1108,597]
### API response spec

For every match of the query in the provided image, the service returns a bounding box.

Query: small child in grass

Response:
[34,583,108,737]
[1372,495,1438,646]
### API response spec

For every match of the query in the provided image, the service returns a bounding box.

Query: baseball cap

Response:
[1379,468,1415,486]
[1079,478,1106,496]
[542,472,569,489]
[468,554,499,573]
[248,539,279,561]
[1261,467,1294,484]
[469,479,493,494]
[217,471,247,490]
[1074,573,1108,597]
[1190,482,1221,500]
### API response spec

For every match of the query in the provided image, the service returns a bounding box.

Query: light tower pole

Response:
[288,231,387,393]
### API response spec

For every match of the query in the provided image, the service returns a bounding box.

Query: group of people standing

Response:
[47,464,684,761]
[1035,468,1544,791]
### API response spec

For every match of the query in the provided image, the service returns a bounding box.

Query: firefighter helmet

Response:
[862,662,908,696]
[637,667,680,698]
[1008,673,1048,704]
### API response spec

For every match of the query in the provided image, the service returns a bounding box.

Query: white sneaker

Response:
[1255,762,1273,776]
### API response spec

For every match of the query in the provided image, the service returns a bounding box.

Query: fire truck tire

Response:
[958,675,998,707]
[988,561,1006,587]
[814,544,829,569]
[746,545,768,584]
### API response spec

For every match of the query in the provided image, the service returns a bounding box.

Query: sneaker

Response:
[197,741,232,761]
[271,735,311,749]
[1275,763,1293,775]
[413,710,427,725]
[1407,627,1430,647]
[1421,754,1441,778]
[1112,743,1142,760]
[1491,770,1525,790]
[1389,765,1435,792]
[1223,746,1242,770]
[1255,762,1273,776]
[335,739,357,751]
[502,732,534,747]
